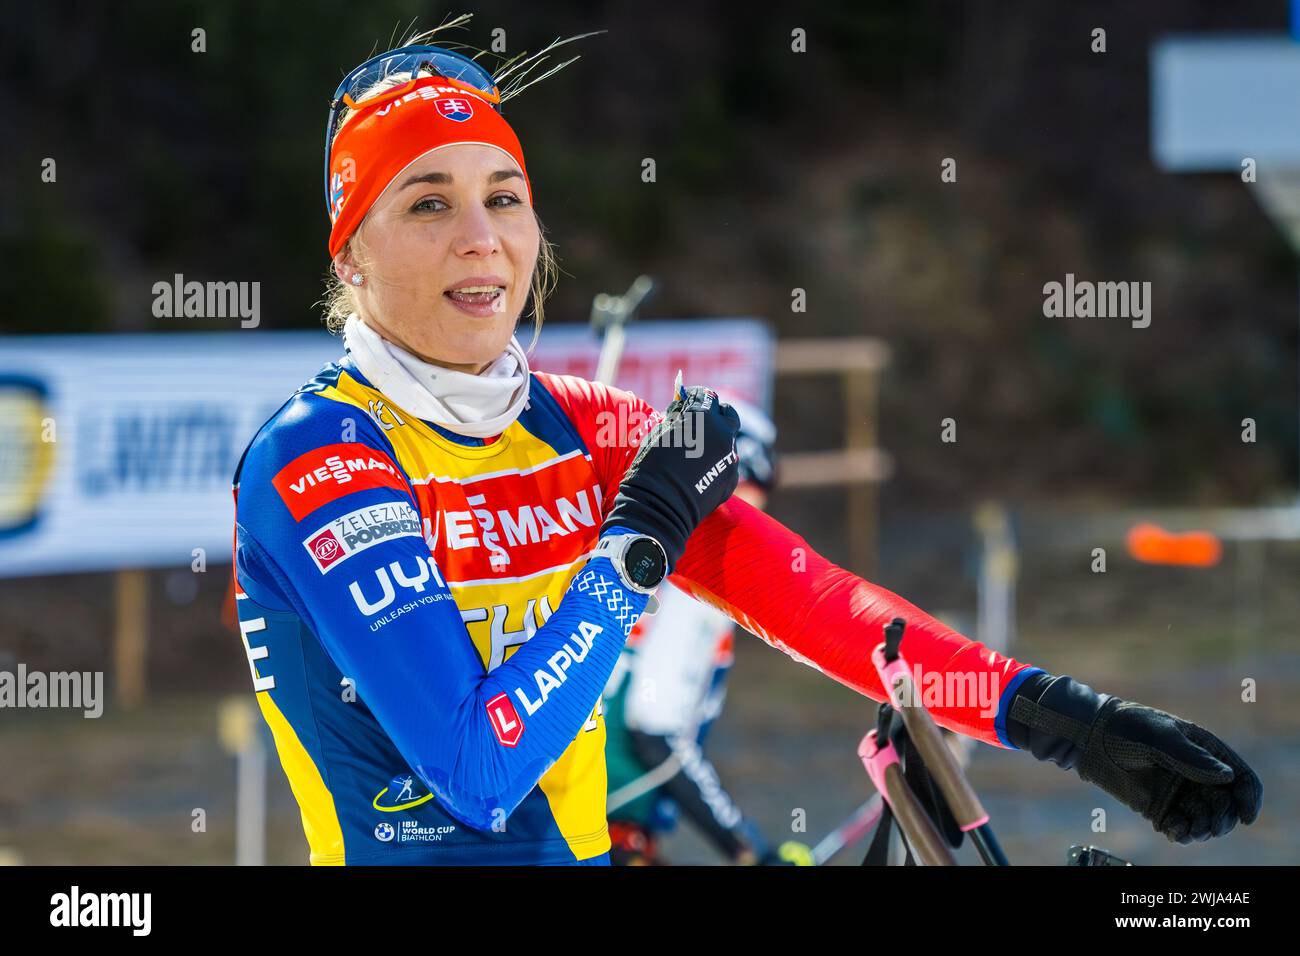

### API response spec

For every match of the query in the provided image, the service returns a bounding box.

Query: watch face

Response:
[624,537,666,589]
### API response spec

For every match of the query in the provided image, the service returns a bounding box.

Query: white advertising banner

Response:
[0,319,772,577]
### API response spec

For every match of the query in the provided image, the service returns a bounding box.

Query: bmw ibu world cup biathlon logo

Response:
[435,97,474,122]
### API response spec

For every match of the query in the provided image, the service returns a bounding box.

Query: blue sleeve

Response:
[234,398,648,831]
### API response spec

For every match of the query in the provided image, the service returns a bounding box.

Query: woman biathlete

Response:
[230,26,1261,865]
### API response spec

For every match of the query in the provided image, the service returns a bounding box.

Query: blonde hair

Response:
[321,14,594,350]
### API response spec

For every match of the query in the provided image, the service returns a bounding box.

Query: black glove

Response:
[601,375,741,571]
[1006,673,1263,844]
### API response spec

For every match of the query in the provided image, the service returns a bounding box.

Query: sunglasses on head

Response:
[323,44,503,215]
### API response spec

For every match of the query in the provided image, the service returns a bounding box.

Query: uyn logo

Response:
[1042,273,1151,328]
[152,273,260,328]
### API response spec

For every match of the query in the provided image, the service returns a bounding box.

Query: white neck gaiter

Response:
[342,314,531,439]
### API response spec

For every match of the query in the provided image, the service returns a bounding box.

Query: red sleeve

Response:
[672,498,1034,747]
[534,371,1035,747]
[532,371,662,518]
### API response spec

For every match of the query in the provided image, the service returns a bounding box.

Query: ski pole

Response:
[858,703,957,866]
[872,617,1009,866]
[810,794,883,866]
[590,275,656,385]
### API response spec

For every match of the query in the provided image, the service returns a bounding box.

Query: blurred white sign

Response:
[533,318,774,409]
[0,319,772,576]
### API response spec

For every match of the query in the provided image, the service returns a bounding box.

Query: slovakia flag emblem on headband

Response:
[329,172,347,222]
[435,97,474,122]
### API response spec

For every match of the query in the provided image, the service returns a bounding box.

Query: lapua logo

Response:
[486,692,523,747]
[272,443,407,520]
[512,620,605,717]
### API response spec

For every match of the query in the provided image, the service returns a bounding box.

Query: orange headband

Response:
[327,76,531,257]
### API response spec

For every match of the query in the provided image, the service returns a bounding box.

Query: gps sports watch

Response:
[591,532,669,594]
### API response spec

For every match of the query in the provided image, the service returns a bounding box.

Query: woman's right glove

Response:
[1006,672,1263,844]
[600,372,742,572]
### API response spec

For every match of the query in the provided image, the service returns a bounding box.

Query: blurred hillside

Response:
[1,0,1296,513]
[0,0,1295,869]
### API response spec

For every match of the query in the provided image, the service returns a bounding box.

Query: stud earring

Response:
[350,274,364,287]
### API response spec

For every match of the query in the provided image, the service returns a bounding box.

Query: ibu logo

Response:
[435,97,474,122]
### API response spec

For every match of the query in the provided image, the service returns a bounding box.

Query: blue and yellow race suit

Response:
[232,358,656,864]
[231,354,1036,865]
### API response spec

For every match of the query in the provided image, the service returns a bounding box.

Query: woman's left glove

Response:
[600,375,741,572]
[1006,673,1262,844]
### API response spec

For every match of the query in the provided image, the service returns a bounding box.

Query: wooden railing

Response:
[774,337,893,576]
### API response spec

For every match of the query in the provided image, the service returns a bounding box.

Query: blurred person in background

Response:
[604,397,799,865]
[229,20,1261,866]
